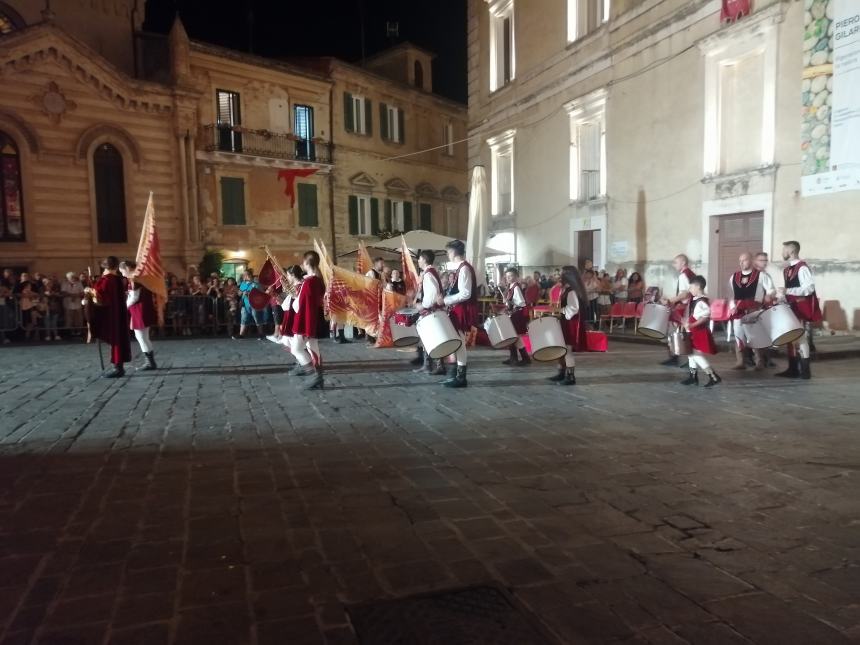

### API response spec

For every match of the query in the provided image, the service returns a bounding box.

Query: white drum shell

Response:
[638,303,671,340]
[416,311,463,359]
[483,314,518,349]
[388,316,420,348]
[741,311,772,349]
[527,317,567,362]
[760,303,804,346]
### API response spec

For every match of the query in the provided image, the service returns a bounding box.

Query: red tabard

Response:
[507,284,529,335]
[128,284,157,330]
[783,261,823,323]
[94,273,131,364]
[562,313,588,352]
[279,298,297,337]
[688,302,717,355]
[447,261,478,332]
[291,275,328,339]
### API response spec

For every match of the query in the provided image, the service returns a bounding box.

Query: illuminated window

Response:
[568,0,609,43]
[489,0,515,91]
[0,131,24,241]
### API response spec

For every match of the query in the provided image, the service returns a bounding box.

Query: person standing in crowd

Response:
[87,256,131,378]
[413,250,447,375]
[206,275,222,335]
[660,254,695,367]
[238,270,265,340]
[62,272,85,337]
[222,277,240,339]
[0,277,13,344]
[389,269,406,295]
[549,265,588,386]
[613,268,628,304]
[776,241,821,380]
[290,251,327,390]
[583,269,599,325]
[680,276,721,388]
[627,272,645,303]
[501,268,531,366]
[524,274,541,306]
[42,278,63,341]
[437,240,477,388]
[188,274,207,334]
[120,261,158,370]
[728,252,766,370]
[18,282,42,341]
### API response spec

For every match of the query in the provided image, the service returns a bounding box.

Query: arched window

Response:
[414,60,424,90]
[93,143,127,243]
[0,2,25,35]
[0,131,25,241]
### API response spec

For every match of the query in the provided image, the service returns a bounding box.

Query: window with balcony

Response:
[294,104,315,160]
[380,104,404,143]
[489,0,515,92]
[488,131,515,217]
[344,93,372,135]
[567,91,607,201]
[216,90,242,153]
[568,0,609,43]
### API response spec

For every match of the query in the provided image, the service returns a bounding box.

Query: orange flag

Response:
[400,235,420,297]
[133,192,167,325]
[326,265,381,336]
[357,240,373,276]
[375,289,408,348]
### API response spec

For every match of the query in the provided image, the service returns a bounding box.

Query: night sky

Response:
[143,0,468,103]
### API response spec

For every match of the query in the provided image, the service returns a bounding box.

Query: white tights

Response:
[291,335,321,367]
[134,328,153,353]
[687,352,713,372]
[564,346,576,368]
[454,331,468,366]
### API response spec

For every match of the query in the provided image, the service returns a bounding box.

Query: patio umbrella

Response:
[373,230,505,257]
[464,165,489,287]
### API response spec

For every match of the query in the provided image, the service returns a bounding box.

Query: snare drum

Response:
[741,310,772,349]
[394,307,420,327]
[669,329,692,356]
[388,316,420,347]
[638,303,671,339]
[483,314,518,349]
[527,316,567,362]
[416,311,462,359]
[760,303,804,346]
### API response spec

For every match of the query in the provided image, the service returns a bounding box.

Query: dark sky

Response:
[143,0,467,103]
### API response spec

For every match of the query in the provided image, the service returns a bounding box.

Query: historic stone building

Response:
[0,0,467,278]
[468,0,860,329]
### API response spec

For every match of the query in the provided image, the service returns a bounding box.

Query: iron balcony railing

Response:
[202,124,332,164]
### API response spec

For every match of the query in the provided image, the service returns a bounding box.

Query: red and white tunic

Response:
[279,292,297,337]
[443,261,478,333]
[126,282,157,330]
[419,267,442,314]
[291,274,327,339]
[506,283,529,335]
[560,287,588,351]
[783,260,822,322]
[670,267,696,323]
[687,297,717,355]
[728,269,764,319]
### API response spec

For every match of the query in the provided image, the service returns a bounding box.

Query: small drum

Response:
[416,311,462,359]
[760,303,804,346]
[483,314,518,349]
[638,303,671,339]
[527,316,566,362]
[669,329,691,356]
[741,310,772,349]
[388,316,419,347]
[394,307,420,327]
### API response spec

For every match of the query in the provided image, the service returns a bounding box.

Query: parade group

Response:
[84,235,821,391]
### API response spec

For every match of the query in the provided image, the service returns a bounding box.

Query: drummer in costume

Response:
[120,261,157,371]
[413,250,448,375]
[290,251,328,390]
[728,252,766,370]
[276,265,304,356]
[437,240,477,388]
[548,266,588,386]
[660,254,696,367]
[680,276,721,387]
[750,251,778,367]
[87,256,132,378]
[501,268,531,367]
[776,241,821,380]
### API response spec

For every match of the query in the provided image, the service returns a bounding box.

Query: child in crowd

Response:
[549,265,588,386]
[681,275,721,388]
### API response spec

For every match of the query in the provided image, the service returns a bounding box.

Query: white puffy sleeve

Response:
[562,290,580,320]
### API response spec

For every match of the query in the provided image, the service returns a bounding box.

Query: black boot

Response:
[660,354,679,367]
[440,363,458,385]
[140,352,157,371]
[289,363,311,376]
[443,365,468,388]
[517,348,531,366]
[680,368,698,386]
[547,366,566,382]
[502,346,518,366]
[744,347,756,367]
[775,357,799,378]
[102,364,125,379]
[410,347,424,366]
[305,366,324,390]
[703,371,722,388]
[799,358,811,380]
[557,367,576,385]
[432,359,448,375]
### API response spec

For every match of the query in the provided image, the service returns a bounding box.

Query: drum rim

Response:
[392,336,420,347]
[771,328,805,347]
[490,338,518,349]
[531,345,567,362]
[426,338,463,359]
[637,327,667,340]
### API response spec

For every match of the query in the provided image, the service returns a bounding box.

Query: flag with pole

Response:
[356,239,373,275]
[400,235,420,297]
[133,192,167,325]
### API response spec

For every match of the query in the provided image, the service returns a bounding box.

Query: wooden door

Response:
[712,211,763,299]
[577,230,594,271]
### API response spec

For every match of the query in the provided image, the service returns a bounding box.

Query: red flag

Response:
[721,0,749,22]
[277,168,317,207]
[133,192,167,325]
[400,235,420,297]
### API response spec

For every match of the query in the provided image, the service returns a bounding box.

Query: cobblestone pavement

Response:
[1,338,859,645]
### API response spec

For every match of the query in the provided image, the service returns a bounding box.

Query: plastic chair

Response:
[549,284,562,307]
[599,302,625,333]
[633,301,645,333]
[618,301,638,332]
[708,299,731,341]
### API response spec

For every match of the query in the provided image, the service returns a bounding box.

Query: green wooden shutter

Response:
[297,183,318,227]
[344,92,353,132]
[348,195,358,235]
[221,177,246,225]
[364,98,372,136]
[384,199,392,231]
[380,103,389,141]
[419,203,431,231]
[370,197,380,235]
[398,108,405,143]
[403,201,413,232]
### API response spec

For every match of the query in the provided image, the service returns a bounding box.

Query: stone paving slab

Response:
[0,339,858,644]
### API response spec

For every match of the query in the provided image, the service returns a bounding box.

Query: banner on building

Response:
[802,0,860,196]
[721,0,750,22]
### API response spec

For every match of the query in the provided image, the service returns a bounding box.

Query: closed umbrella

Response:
[465,165,489,287]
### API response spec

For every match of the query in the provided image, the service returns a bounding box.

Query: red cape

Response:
[94,273,131,363]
